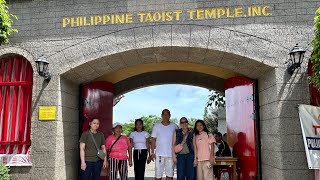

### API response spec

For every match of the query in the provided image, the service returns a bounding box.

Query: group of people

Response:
[79,109,232,180]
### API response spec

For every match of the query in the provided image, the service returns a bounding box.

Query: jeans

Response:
[82,160,103,180]
[177,153,196,180]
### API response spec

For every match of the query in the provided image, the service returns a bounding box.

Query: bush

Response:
[0,164,10,180]
[311,8,320,89]
[0,0,17,45]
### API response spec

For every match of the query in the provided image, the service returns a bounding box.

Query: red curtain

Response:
[0,56,33,154]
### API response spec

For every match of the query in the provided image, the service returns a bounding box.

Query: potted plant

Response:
[0,163,10,180]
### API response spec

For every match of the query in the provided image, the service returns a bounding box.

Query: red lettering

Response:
[312,125,320,135]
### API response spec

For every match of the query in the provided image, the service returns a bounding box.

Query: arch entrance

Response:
[70,46,272,179]
[51,24,291,180]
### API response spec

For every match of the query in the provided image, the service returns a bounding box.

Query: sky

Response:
[113,84,211,124]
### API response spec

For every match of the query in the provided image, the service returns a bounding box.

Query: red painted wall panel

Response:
[225,76,257,180]
[81,81,114,138]
[81,81,114,179]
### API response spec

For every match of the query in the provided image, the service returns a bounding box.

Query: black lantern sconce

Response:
[35,56,51,81]
[286,44,306,76]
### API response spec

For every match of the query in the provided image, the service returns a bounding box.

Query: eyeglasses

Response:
[180,121,188,124]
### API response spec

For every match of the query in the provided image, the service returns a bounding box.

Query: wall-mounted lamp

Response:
[35,56,51,81]
[286,44,306,76]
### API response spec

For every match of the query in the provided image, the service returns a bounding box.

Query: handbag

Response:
[89,132,106,160]
[174,131,189,153]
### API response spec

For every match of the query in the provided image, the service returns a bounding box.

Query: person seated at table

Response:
[214,132,231,157]
[214,132,232,179]
[222,133,227,142]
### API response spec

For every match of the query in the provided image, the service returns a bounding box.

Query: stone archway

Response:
[48,24,288,83]
[38,24,311,180]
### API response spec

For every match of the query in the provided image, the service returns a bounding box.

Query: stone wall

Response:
[4,0,316,61]
[258,67,313,179]
[55,78,79,180]
[1,0,318,179]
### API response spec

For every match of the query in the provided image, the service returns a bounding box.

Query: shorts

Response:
[155,156,174,178]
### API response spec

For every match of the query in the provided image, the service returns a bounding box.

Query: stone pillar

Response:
[10,75,60,179]
[259,67,313,179]
[10,75,79,180]
[54,78,79,180]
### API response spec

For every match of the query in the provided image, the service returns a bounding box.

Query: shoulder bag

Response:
[89,132,106,160]
[174,131,189,153]
[107,135,122,160]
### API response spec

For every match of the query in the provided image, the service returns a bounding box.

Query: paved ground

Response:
[128,161,177,179]
[127,161,230,180]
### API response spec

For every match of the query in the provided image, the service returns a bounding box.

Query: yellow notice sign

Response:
[39,106,56,120]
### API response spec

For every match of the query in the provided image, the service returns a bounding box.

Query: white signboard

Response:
[0,147,32,166]
[299,104,320,169]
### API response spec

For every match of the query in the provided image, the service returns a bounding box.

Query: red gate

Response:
[225,76,258,180]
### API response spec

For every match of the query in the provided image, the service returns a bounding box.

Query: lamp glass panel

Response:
[299,53,305,64]
[293,52,301,64]
[39,62,44,74]
[36,63,40,74]
[289,54,293,63]
[43,63,48,74]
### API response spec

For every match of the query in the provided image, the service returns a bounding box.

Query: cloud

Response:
[113,84,211,123]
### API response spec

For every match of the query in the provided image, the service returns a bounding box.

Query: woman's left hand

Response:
[103,160,108,169]
[129,159,133,167]
[209,157,216,166]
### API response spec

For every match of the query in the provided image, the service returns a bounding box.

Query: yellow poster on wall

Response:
[39,106,56,120]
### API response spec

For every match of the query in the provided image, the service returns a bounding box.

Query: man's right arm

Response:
[151,124,157,161]
[151,137,156,161]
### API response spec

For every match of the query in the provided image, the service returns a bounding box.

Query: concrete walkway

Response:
[128,161,177,179]
[127,161,230,180]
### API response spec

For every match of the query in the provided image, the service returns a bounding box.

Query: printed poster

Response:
[299,104,320,169]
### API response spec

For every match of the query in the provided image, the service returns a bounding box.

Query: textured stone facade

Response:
[0,0,318,179]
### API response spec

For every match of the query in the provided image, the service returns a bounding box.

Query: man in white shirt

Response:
[151,109,178,180]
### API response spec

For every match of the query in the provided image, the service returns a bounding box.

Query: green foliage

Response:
[0,164,10,180]
[121,115,196,136]
[0,0,17,45]
[207,91,225,109]
[311,8,320,89]
[203,106,218,134]
[204,90,224,133]
[122,115,162,136]
[188,118,197,129]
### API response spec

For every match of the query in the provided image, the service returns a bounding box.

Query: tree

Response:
[121,115,195,136]
[203,106,218,134]
[188,118,197,129]
[311,8,320,89]
[122,115,162,136]
[0,0,17,45]
[207,90,225,109]
[203,90,225,133]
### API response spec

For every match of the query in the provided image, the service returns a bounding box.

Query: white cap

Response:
[112,122,122,128]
